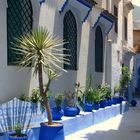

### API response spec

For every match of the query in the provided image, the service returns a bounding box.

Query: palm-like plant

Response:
[12,27,69,125]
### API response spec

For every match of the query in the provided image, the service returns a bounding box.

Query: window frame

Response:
[63,10,77,70]
[95,26,104,72]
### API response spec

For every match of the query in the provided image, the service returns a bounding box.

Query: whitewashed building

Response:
[0,0,134,103]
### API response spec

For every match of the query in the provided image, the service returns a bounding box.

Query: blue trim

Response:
[59,0,92,22]
[82,7,92,22]
[100,13,114,23]
[106,22,114,34]
[59,0,69,13]
[92,12,115,34]
[39,0,45,5]
[77,0,92,9]
[92,15,101,29]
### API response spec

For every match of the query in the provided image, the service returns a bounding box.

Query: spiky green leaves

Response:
[12,27,69,75]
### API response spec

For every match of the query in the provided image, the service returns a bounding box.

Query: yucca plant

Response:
[12,27,69,125]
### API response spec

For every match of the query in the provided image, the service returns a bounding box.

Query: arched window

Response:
[95,26,103,72]
[7,0,33,65]
[63,11,77,70]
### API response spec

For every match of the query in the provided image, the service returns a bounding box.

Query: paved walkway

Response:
[66,100,140,140]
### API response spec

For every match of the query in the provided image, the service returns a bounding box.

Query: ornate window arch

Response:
[95,26,103,72]
[63,10,77,70]
[7,0,33,64]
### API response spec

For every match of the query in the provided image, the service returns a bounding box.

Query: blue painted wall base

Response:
[1,101,129,140]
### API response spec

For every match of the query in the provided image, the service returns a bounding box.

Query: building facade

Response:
[0,0,134,103]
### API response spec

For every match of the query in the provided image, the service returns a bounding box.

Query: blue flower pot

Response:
[64,106,79,117]
[39,122,64,140]
[118,97,124,103]
[112,97,118,104]
[84,103,93,112]
[131,100,137,107]
[93,103,100,110]
[113,97,124,104]
[100,100,107,108]
[76,106,80,115]
[107,99,112,106]
[8,133,28,140]
[52,107,64,120]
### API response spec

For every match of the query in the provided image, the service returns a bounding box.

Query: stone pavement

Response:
[66,100,140,140]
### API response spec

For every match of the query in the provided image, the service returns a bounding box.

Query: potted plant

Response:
[13,27,68,140]
[92,89,100,110]
[103,84,112,106]
[119,66,131,100]
[98,85,108,108]
[52,94,64,120]
[8,124,27,140]
[30,89,41,112]
[19,94,29,102]
[84,87,94,112]
[113,84,121,104]
[64,91,80,117]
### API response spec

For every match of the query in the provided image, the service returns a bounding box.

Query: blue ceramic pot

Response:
[118,97,124,103]
[76,106,80,115]
[8,133,28,140]
[131,100,137,107]
[93,103,100,110]
[113,97,124,104]
[107,99,112,106]
[64,106,79,117]
[52,107,64,120]
[100,100,107,108]
[84,103,93,112]
[39,122,64,140]
[112,97,118,104]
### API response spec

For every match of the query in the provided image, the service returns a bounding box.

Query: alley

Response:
[66,100,140,140]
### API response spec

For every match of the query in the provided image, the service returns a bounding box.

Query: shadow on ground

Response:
[82,100,140,140]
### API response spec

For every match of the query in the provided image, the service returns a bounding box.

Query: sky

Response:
[132,0,140,20]
[132,0,140,7]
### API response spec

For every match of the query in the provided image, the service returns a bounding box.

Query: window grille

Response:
[63,11,77,70]
[7,0,33,65]
[114,6,118,33]
[95,26,103,72]
[124,17,128,40]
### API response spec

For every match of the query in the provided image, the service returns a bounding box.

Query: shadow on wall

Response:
[86,28,104,88]
[81,103,140,140]
[0,67,32,104]
[49,7,82,94]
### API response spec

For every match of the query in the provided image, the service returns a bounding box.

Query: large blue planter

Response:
[64,106,79,117]
[84,103,93,112]
[39,122,64,140]
[8,133,28,140]
[100,100,107,108]
[52,107,64,120]
[93,103,100,110]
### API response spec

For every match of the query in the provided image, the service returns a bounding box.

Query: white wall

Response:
[0,0,134,103]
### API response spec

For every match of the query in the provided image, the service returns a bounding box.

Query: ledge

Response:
[0,101,129,140]
[58,0,92,22]
[92,10,116,34]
